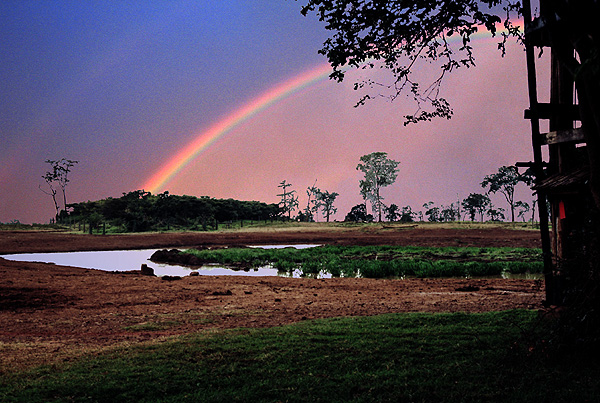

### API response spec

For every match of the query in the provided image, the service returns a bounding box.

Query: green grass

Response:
[1,310,598,402]
[0,222,70,231]
[184,245,543,278]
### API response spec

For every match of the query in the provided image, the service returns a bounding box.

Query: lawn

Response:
[2,310,598,402]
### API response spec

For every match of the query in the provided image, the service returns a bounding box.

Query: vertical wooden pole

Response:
[523,0,555,304]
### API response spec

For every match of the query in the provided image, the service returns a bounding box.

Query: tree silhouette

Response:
[345,204,373,222]
[40,158,78,222]
[481,165,530,222]
[277,180,299,220]
[314,189,339,222]
[462,193,491,222]
[357,152,399,222]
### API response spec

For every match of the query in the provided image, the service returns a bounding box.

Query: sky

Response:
[0,1,549,224]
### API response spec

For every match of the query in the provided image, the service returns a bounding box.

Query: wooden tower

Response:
[522,0,591,305]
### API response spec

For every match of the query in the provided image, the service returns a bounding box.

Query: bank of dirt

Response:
[0,225,544,372]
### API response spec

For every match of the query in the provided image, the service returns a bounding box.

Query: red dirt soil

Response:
[0,225,544,372]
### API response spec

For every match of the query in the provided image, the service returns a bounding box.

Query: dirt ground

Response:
[0,225,544,372]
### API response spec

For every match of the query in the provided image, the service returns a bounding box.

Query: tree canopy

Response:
[462,193,491,222]
[302,0,521,123]
[481,165,533,222]
[344,203,374,222]
[314,189,339,222]
[69,191,281,232]
[357,152,400,222]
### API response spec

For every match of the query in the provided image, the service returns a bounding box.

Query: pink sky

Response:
[0,2,548,224]
[147,40,546,222]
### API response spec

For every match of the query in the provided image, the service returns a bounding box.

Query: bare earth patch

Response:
[0,225,544,372]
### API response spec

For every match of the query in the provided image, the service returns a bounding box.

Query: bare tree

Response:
[40,170,60,221]
[40,159,78,222]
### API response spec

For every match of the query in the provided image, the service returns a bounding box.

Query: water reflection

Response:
[0,245,320,277]
[501,272,543,280]
[0,248,534,280]
[2,250,193,277]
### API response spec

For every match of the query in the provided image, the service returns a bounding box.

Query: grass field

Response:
[1,310,598,402]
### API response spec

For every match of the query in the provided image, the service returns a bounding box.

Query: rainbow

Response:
[142,21,524,194]
[142,63,333,194]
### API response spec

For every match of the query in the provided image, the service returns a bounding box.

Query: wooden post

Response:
[523,0,555,305]
[548,33,577,304]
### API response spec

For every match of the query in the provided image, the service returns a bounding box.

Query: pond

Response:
[0,245,319,278]
[0,245,539,280]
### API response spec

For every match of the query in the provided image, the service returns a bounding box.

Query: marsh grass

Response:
[187,245,542,278]
[2,310,598,402]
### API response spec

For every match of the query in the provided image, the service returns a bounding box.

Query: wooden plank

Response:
[524,103,580,120]
[540,127,586,145]
[516,161,549,168]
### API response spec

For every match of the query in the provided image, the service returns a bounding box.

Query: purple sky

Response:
[0,1,548,223]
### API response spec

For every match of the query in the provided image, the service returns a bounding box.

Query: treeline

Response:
[68,190,281,232]
[342,164,536,223]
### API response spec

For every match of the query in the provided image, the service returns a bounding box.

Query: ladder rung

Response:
[524,103,580,121]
